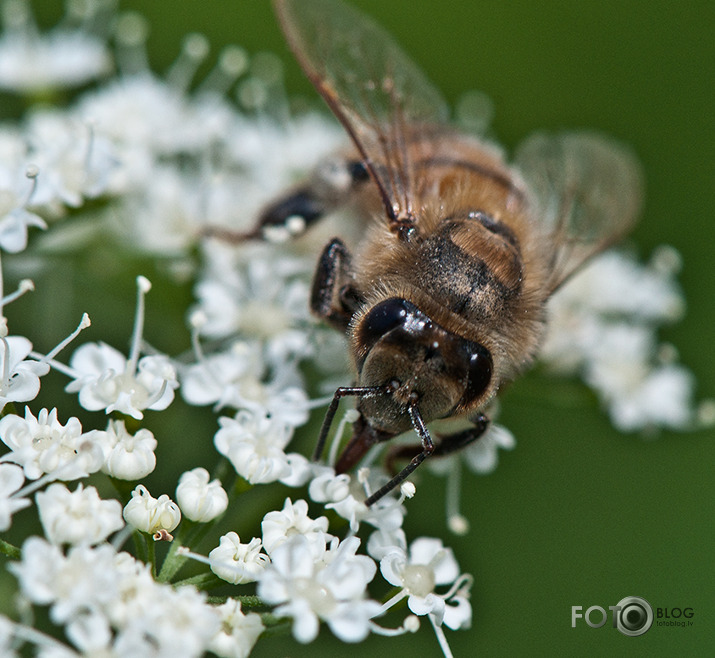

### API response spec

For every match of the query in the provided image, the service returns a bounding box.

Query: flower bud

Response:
[175,467,228,522]
[123,485,180,535]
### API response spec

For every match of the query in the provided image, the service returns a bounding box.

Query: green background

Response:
[7,1,715,656]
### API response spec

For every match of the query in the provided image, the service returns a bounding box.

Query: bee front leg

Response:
[311,237,363,331]
[385,413,490,474]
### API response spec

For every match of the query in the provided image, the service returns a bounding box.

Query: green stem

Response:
[131,529,148,563]
[157,521,194,583]
[236,595,264,609]
[146,536,156,577]
[0,539,21,560]
[173,572,224,590]
[259,615,292,637]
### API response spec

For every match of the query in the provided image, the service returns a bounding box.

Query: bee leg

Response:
[364,404,435,506]
[311,237,363,331]
[384,413,490,474]
[204,158,370,243]
[203,184,327,243]
[313,386,388,463]
[434,413,490,456]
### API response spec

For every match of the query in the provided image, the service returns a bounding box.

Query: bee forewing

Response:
[273,0,453,222]
[515,132,644,293]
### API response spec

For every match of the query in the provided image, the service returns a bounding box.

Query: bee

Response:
[234,0,643,506]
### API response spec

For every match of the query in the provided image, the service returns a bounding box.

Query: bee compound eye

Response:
[360,298,414,348]
[463,343,492,404]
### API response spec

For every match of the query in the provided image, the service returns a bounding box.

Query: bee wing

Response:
[515,132,644,293]
[274,0,452,225]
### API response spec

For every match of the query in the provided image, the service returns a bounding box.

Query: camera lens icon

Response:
[615,596,653,636]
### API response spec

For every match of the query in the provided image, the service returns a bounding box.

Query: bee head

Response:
[351,298,492,433]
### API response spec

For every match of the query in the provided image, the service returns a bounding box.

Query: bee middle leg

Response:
[385,413,490,475]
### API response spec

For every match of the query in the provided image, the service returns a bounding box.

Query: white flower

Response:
[0,407,105,480]
[279,451,313,487]
[64,607,112,654]
[36,482,124,546]
[180,338,310,427]
[98,419,157,480]
[65,343,178,420]
[8,538,221,656]
[222,110,345,206]
[180,340,263,409]
[0,463,30,530]
[112,580,220,657]
[25,111,118,207]
[307,467,352,504]
[367,526,407,561]
[208,532,269,584]
[540,248,699,432]
[0,615,18,658]
[194,239,311,342]
[244,383,309,429]
[63,276,179,420]
[77,74,198,158]
[549,249,684,324]
[214,409,295,484]
[462,422,515,473]
[261,498,331,558]
[175,467,228,522]
[426,422,516,476]
[583,322,654,393]
[582,324,697,431]
[0,1,112,93]
[109,551,221,655]
[122,485,181,535]
[380,537,472,630]
[9,536,66,606]
[0,168,47,252]
[258,534,380,644]
[606,364,695,431]
[110,164,205,253]
[312,468,406,534]
[9,538,120,643]
[0,335,50,411]
[209,598,264,658]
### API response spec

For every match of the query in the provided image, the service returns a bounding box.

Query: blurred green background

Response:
[6,0,715,656]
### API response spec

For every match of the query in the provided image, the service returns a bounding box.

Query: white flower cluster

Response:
[8,536,262,657]
[0,2,709,657]
[541,247,700,431]
[200,497,472,646]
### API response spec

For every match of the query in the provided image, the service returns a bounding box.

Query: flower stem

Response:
[157,520,193,582]
[146,535,157,577]
[0,538,21,559]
